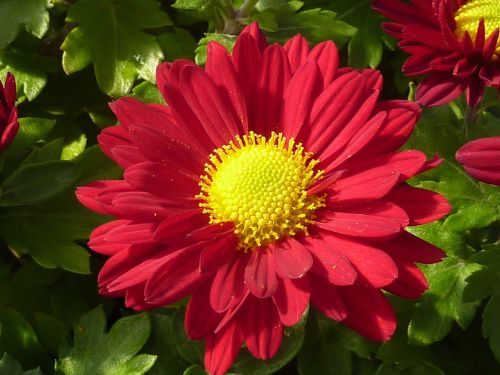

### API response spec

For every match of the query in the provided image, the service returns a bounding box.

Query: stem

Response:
[463,105,478,141]
[237,0,259,19]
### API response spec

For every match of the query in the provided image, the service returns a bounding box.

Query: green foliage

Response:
[0,0,498,374]
[407,257,482,345]
[0,0,50,49]
[56,306,156,375]
[298,312,374,375]
[61,0,172,97]
[0,353,44,375]
[0,49,54,101]
[403,103,500,359]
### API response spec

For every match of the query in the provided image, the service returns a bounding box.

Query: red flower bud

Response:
[0,73,18,152]
[456,136,500,186]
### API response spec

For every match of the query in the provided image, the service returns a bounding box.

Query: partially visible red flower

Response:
[456,136,500,185]
[77,24,451,375]
[0,73,18,152]
[373,0,500,107]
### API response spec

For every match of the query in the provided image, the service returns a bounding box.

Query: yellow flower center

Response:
[454,0,500,58]
[197,132,325,251]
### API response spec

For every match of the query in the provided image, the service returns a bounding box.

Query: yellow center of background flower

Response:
[198,132,325,251]
[454,0,500,58]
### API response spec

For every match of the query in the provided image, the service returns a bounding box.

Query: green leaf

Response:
[56,306,156,375]
[272,7,356,47]
[183,365,207,375]
[34,313,70,355]
[463,243,500,361]
[464,244,500,302]
[0,0,50,48]
[195,33,237,65]
[0,147,120,273]
[143,313,188,375]
[319,0,384,68]
[170,311,204,365]
[4,118,56,160]
[482,290,500,362]
[158,28,197,61]
[131,81,165,105]
[173,0,209,9]
[0,160,80,206]
[0,353,44,375]
[61,132,87,161]
[407,257,482,345]
[0,307,49,371]
[0,262,60,318]
[61,0,172,97]
[0,49,54,100]
[298,311,374,375]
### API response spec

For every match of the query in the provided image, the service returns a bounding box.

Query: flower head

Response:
[0,73,18,152]
[77,24,451,375]
[373,0,500,107]
[456,136,500,185]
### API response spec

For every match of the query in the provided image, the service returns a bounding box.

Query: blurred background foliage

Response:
[0,0,499,374]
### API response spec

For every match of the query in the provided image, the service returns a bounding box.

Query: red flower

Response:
[77,24,451,375]
[373,0,500,107]
[0,73,18,152]
[456,136,500,185]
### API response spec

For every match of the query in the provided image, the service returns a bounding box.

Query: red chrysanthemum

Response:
[456,136,500,185]
[77,24,451,375]
[373,0,500,107]
[0,73,18,152]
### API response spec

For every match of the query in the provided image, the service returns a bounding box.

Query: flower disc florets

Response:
[455,0,500,58]
[197,132,325,250]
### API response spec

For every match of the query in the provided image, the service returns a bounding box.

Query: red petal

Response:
[199,234,238,274]
[327,166,400,206]
[242,296,283,359]
[252,44,291,135]
[309,275,347,321]
[127,121,206,174]
[144,245,205,305]
[306,237,357,286]
[308,41,339,87]
[306,72,367,153]
[283,34,309,73]
[206,42,248,135]
[245,249,278,298]
[321,110,385,170]
[386,184,451,225]
[272,277,310,326]
[273,238,313,279]
[153,210,207,244]
[97,125,132,163]
[205,319,244,375]
[180,65,240,146]
[211,254,247,312]
[279,60,321,139]
[186,285,223,340]
[323,233,398,288]
[233,33,262,113]
[363,101,420,155]
[383,231,445,264]
[88,220,133,255]
[384,259,428,299]
[317,202,408,238]
[416,74,465,107]
[124,161,199,201]
[340,286,396,342]
[240,22,267,52]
